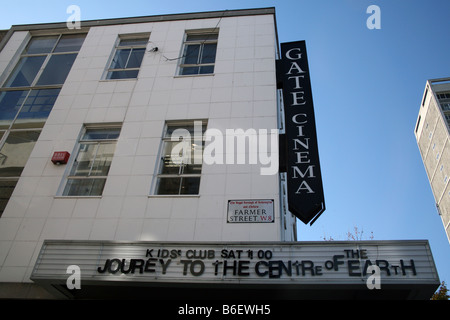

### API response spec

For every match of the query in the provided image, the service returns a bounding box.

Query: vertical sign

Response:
[278,40,325,225]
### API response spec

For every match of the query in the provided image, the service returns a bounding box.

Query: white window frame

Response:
[104,33,150,80]
[59,124,121,197]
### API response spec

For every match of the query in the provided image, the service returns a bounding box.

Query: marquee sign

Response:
[277,40,325,225]
[31,240,439,290]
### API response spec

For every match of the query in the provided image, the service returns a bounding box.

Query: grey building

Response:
[415,77,450,244]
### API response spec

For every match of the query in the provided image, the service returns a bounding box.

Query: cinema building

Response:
[0,8,440,299]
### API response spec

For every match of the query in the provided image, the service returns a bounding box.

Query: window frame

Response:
[178,31,218,76]
[105,33,149,80]
[2,33,86,88]
[153,120,207,196]
[60,124,122,197]
[0,33,86,216]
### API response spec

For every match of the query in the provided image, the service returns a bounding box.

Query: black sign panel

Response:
[278,40,325,225]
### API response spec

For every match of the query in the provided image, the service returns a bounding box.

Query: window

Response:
[155,121,206,195]
[179,32,218,75]
[62,126,121,196]
[106,35,149,79]
[4,34,85,87]
[0,34,85,216]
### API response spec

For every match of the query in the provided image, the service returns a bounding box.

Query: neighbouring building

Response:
[0,8,440,300]
[415,77,450,244]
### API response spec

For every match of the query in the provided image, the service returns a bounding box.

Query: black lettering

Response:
[97,259,110,273]
[255,261,268,277]
[400,259,417,276]
[238,260,250,276]
[108,259,121,274]
[301,260,315,276]
[131,259,145,274]
[348,260,361,276]
[376,260,390,276]
[190,260,205,276]
[223,260,237,276]
[159,259,171,274]
[333,255,344,271]
[145,258,157,272]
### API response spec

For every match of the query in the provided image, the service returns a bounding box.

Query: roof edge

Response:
[9,7,276,31]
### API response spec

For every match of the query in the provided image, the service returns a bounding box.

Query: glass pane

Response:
[119,38,148,46]
[90,143,115,176]
[161,141,182,174]
[0,130,40,177]
[184,142,203,174]
[0,180,17,217]
[5,56,46,87]
[180,177,200,194]
[82,128,121,140]
[54,34,86,52]
[186,34,218,42]
[183,44,200,64]
[199,65,214,74]
[201,43,217,64]
[63,178,106,196]
[126,48,145,68]
[36,53,77,85]
[70,142,116,177]
[109,49,130,70]
[13,88,60,129]
[156,177,181,195]
[70,143,96,176]
[106,70,139,79]
[0,90,29,128]
[165,124,206,137]
[24,36,58,54]
[180,66,199,75]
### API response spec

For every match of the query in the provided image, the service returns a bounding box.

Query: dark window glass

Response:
[36,54,77,85]
[0,130,40,177]
[53,34,86,52]
[64,178,106,196]
[5,56,46,87]
[0,90,29,128]
[24,36,58,54]
[13,89,60,129]
[0,180,17,217]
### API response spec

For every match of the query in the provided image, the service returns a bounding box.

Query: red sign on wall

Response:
[51,151,70,165]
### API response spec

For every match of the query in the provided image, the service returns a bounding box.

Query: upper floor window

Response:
[0,33,85,217]
[155,120,206,195]
[62,126,121,196]
[4,34,85,88]
[106,34,149,80]
[179,31,218,76]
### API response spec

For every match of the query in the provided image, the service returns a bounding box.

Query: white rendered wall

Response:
[0,13,287,284]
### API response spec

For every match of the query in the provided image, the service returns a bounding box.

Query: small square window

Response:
[106,35,149,80]
[179,32,218,76]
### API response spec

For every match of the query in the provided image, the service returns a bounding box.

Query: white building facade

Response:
[0,8,299,298]
[415,78,450,244]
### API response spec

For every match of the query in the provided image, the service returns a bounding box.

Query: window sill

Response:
[174,74,215,78]
[99,78,138,82]
[148,194,200,198]
[54,196,102,199]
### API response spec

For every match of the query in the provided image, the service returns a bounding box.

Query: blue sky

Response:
[2,0,450,290]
